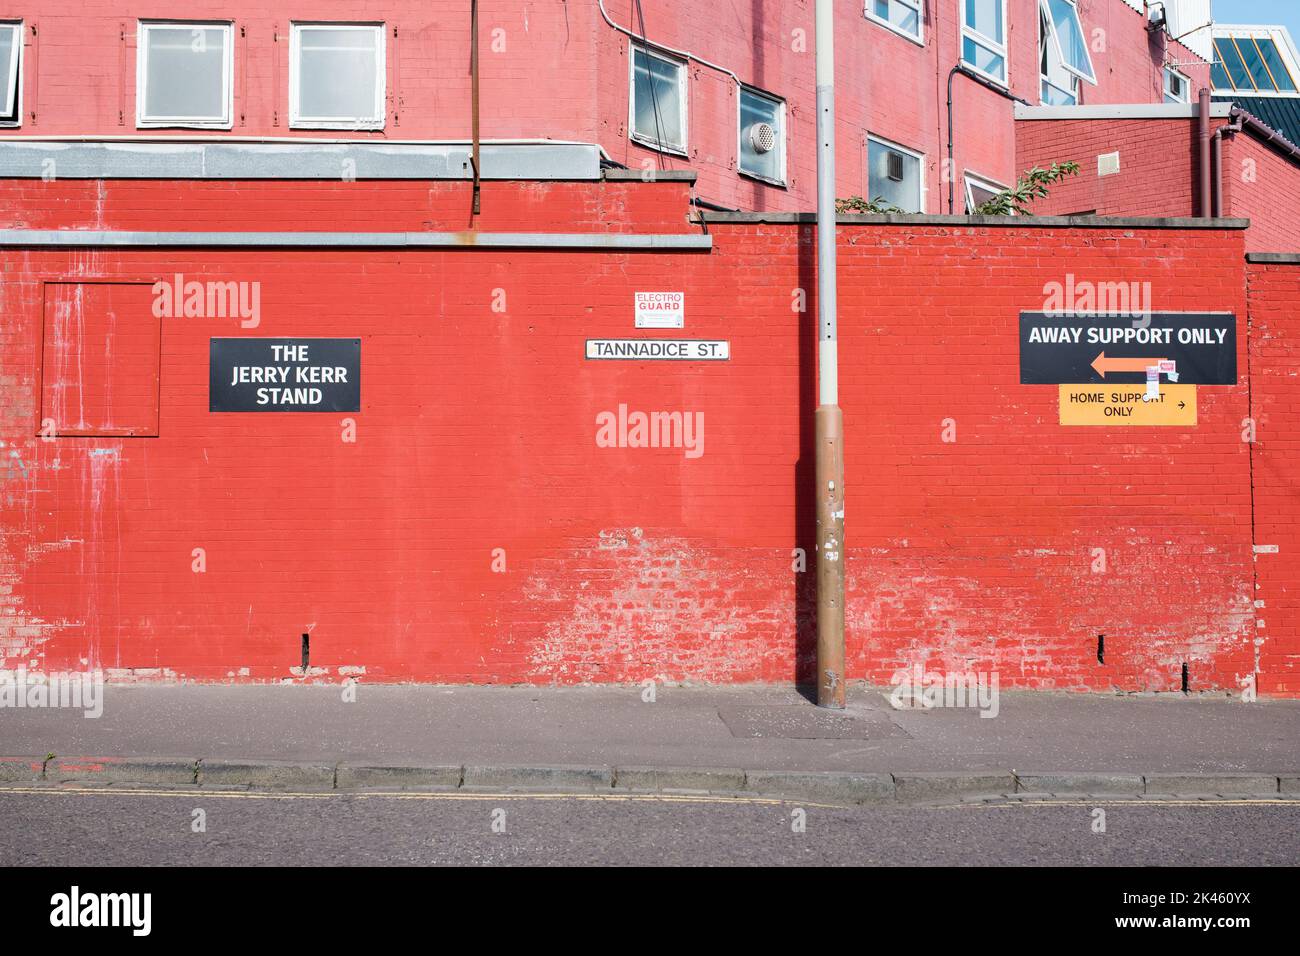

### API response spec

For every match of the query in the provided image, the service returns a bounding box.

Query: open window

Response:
[738,86,785,185]
[137,21,233,128]
[1040,4,1078,104]
[965,174,1006,213]
[1041,0,1096,86]
[290,23,386,130]
[867,135,924,213]
[630,45,687,154]
[0,21,21,126]
[962,0,1008,85]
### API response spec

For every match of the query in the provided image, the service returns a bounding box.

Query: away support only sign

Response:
[1019,312,1236,385]
[210,338,361,412]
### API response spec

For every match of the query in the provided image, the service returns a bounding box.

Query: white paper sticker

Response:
[635,291,685,329]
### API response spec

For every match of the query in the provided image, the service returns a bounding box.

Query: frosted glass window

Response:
[138,22,231,126]
[867,137,923,213]
[739,87,784,183]
[631,46,686,152]
[1,23,19,122]
[292,24,385,127]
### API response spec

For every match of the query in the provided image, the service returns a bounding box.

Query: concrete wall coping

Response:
[0,140,604,181]
[0,229,713,251]
[1246,252,1300,263]
[602,168,697,184]
[1015,103,1234,121]
[700,211,1251,230]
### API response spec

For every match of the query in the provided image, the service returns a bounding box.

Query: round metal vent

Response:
[749,122,777,154]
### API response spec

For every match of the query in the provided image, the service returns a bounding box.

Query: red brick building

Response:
[1,2,1298,695]
[0,1,1222,212]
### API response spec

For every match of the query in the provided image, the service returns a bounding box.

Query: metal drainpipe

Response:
[1198,87,1212,217]
[471,0,481,215]
[1232,107,1300,160]
[947,65,1031,213]
[1212,115,1243,218]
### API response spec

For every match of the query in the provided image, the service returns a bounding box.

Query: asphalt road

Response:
[1,788,1296,866]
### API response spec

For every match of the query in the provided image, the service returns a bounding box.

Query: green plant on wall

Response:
[834,195,901,214]
[973,161,1081,216]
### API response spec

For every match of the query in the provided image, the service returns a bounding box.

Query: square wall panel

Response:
[40,280,160,437]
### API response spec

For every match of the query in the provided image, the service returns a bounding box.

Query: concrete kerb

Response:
[1142,773,1282,797]
[0,759,1294,804]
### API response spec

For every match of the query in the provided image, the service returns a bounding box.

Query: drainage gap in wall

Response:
[301,633,310,672]
[1096,634,1105,664]
[1181,662,1189,694]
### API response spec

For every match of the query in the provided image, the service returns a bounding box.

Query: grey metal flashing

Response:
[1246,252,1300,263]
[602,167,698,183]
[1014,103,1233,121]
[0,141,603,180]
[0,229,712,250]
[700,211,1250,230]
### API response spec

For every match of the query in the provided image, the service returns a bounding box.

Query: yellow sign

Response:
[1059,384,1197,426]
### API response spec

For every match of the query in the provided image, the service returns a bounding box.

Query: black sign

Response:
[210,338,361,412]
[1019,312,1236,385]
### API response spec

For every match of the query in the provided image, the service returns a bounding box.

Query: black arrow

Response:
[1178,401,1186,409]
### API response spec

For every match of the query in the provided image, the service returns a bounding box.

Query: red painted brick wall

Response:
[2,177,1281,694]
[1017,114,1300,252]
[1015,115,1212,217]
[2,1,1204,213]
[1222,134,1300,254]
[1246,262,1300,695]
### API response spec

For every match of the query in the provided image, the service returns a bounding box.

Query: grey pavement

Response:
[1,682,1295,776]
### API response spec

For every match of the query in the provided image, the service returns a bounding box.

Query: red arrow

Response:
[1091,352,1167,378]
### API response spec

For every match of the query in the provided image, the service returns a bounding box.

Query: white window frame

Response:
[0,20,22,128]
[136,20,234,129]
[628,43,688,156]
[965,172,1008,213]
[1039,5,1079,105]
[289,22,386,130]
[1041,0,1097,86]
[961,0,1010,87]
[865,0,925,47]
[1041,74,1079,105]
[866,133,927,214]
[737,86,787,187]
[1163,65,1190,103]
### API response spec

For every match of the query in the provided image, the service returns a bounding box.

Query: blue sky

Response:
[1216,1,1300,36]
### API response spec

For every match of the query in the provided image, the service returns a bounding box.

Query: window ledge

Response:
[290,121,387,131]
[739,169,787,189]
[864,12,925,49]
[629,133,688,158]
[961,60,1009,90]
[137,120,235,130]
